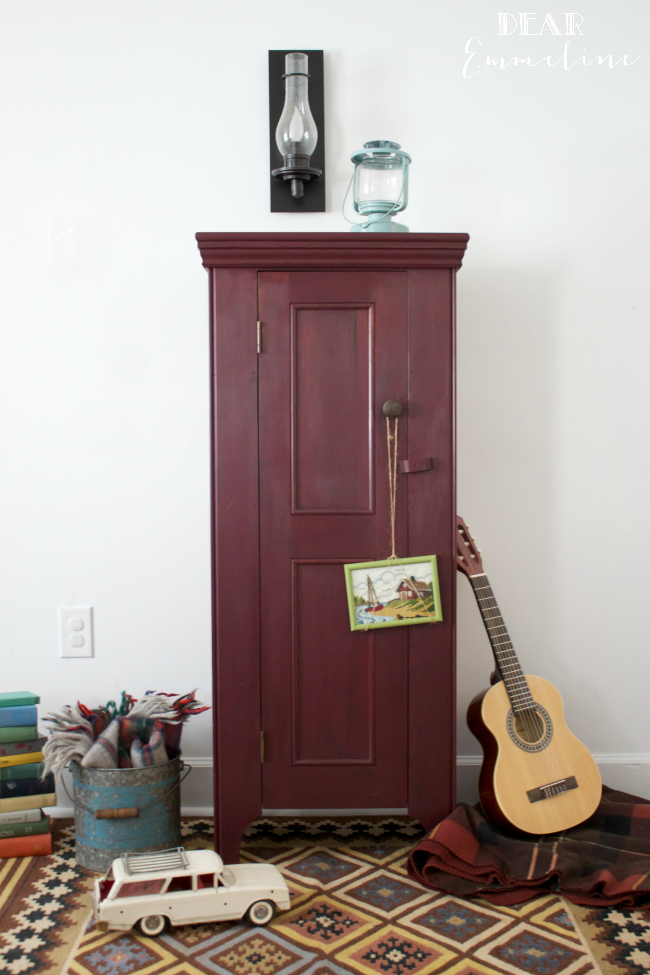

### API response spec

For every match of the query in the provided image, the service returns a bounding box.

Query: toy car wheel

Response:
[247,900,275,925]
[136,914,169,937]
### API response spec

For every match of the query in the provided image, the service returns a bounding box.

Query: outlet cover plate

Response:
[59,606,94,658]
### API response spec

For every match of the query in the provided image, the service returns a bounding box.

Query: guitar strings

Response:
[485,584,539,743]
[462,529,564,789]
[481,577,563,783]
[473,576,554,752]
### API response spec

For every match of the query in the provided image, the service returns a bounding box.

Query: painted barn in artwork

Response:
[397,576,433,601]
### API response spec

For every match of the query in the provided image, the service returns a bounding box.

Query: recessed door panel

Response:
[292,304,374,514]
[292,560,374,765]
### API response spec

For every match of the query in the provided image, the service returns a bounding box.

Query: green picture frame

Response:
[343,555,443,631]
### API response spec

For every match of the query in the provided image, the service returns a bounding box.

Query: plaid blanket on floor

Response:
[408,787,650,907]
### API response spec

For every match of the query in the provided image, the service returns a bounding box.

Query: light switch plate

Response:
[59,606,94,658]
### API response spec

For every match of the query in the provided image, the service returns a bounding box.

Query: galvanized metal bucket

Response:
[70,755,189,872]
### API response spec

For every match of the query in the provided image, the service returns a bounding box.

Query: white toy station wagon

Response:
[93,847,290,936]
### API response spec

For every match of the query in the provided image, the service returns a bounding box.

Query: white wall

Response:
[0,0,647,813]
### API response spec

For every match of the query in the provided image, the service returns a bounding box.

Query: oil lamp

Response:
[272,53,322,199]
[349,140,411,232]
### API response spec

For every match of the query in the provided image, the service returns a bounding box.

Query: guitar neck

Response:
[468,573,534,712]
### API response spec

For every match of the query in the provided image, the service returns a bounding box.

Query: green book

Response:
[0,762,44,781]
[0,726,38,744]
[0,812,49,840]
[0,692,40,708]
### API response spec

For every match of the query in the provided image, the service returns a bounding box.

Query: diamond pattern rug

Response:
[569,904,650,975]
[0,817,611,975]
[56,817,602,975]
[0,819,94,975]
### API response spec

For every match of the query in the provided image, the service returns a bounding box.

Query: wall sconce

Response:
[273,53,321,200]
[347,141,411,232]
[269,51,325,212]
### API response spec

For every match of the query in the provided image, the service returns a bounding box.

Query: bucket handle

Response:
[96,807,139,820]
[63,762,192,820]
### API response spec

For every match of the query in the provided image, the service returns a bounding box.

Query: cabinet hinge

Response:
[257,321,262,354]
[260,730,265,763]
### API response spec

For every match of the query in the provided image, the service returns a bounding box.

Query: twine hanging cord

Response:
[384,417,432,615]
[360,413,430,629]
[360,416,399,632]
[386,416,399,560]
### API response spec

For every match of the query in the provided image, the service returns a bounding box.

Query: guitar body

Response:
[468,675,602,835]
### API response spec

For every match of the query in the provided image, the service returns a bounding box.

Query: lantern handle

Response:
[341,172,362,228]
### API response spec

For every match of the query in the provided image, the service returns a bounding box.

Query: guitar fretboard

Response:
[469,573,533,712]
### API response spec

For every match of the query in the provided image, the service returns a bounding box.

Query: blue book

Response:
[0,706,37,728]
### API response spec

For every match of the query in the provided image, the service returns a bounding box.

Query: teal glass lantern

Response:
[349,140,411,232]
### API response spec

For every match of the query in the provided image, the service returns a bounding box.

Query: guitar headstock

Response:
[457,516,485,577]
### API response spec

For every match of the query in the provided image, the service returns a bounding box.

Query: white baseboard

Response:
[457,753,650,766]
[593,754,650,765]
[47,754,650,818]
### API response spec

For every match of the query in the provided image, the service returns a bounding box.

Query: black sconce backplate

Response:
[269,50,325,213]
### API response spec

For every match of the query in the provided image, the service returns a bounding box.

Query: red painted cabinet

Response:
[196,233,469,862]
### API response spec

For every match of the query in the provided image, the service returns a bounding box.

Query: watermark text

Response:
[463,13,641,77]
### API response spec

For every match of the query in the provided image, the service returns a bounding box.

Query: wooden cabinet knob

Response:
[382,399,403,418]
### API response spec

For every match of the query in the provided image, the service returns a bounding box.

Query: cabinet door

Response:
[259,271,409,809]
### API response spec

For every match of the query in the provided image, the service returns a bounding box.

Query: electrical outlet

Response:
[59,606,94,658]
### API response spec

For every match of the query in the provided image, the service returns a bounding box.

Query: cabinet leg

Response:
[214,807,259,864]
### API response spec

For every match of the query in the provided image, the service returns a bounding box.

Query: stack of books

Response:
[0,692,55,857]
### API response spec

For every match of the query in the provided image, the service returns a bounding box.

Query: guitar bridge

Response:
[527,776,578,803]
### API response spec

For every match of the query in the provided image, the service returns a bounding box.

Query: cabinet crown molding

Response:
[195,232,469,270]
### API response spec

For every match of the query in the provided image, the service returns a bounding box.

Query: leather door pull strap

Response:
[399,457,433,473]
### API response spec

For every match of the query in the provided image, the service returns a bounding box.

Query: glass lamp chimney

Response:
[272,53,322,199]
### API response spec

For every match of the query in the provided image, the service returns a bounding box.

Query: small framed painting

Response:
[343,556,443,631]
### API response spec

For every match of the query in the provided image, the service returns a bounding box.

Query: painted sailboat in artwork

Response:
[367,575,383,611]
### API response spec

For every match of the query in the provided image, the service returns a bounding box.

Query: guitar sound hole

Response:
[514,708,545,743]
[507,704,553,752]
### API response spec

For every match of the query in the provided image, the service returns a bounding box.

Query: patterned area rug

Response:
[0,819,94,975]
[55,816,604,975]
[569,904,650,975]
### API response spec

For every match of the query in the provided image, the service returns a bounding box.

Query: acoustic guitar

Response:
[457,516,602,834]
